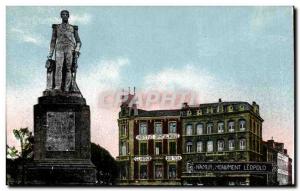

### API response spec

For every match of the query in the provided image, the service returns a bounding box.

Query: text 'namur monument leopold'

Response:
[25,10,96,185]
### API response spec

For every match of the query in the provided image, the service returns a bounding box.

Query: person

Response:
[46,10,81,92]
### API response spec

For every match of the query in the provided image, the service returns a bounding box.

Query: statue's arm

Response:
[73,26,81,52]
[48,24,57,58]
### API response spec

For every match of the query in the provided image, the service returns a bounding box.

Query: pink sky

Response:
[6,88,294,160]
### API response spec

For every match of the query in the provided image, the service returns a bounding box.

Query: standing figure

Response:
[46,10,82,93]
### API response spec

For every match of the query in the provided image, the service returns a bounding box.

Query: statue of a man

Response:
[46,10,82,93]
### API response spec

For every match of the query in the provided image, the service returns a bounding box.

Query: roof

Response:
[138,109,180,117]
[187,101,252,109]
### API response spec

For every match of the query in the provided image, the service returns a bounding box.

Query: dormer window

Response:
[228,105,233,112]
[239,105,245,111]
[197,109,202,116]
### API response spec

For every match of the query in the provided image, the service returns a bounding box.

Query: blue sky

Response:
[6,7,294,160]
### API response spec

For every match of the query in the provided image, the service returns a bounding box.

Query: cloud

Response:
[143,64,238,104]
[144,65,215,91]
[10,27,44,46]
[77,57,129,157]
[78,57,129,93]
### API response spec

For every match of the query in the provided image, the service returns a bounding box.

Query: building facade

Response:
[117,93,182,185]
[180,99,265,186]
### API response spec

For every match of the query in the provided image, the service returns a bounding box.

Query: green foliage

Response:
[91,143,119,185]
[7,127,34,185]
[6,145,20,159]
[10,127,33,159]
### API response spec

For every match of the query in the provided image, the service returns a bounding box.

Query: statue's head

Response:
[60,10,69,22]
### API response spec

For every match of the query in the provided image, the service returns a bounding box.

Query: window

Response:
[186,141,193,153]
[140,164,148,179]
[168,164,177,179]
[186,124,193,135]
[121,141,127,156]
[239,120,246,131]
[228,139,235,151]
[140,142,147,155]
[218,122,224,133]
[139,122,147,135]
[197,141,203,152]
[240,139,246,150]
[207,123,213,134]
[228,121,235,132]
[207,141,213,152]
[196,124,203,135]
[169,122,177,133]
[155,165,163,179]
[240,105,245,111]
[155,142,162,155]
[121,124,127,136]
[169,141,176,154]
[154,122,162,134]
[217,140,224,151]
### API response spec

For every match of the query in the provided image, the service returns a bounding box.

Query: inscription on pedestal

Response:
[46,112,75,151]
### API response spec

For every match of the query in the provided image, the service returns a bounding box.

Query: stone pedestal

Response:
[25,95,96,185]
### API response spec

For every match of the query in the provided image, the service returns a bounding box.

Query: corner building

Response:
[180,99,265,186]
[117,93,182,185]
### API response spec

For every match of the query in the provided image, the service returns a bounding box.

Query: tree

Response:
[6,127,34,185]
[91,143,119,185]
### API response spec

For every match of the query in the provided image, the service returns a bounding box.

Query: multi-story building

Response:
[116,93,292,186]
[180,99,265,186]
[117,93,182,185]
[262,139,292,185]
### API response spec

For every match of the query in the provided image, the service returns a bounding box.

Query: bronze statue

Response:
[46,10,82,94]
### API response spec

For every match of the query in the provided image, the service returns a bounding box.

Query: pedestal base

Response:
[25,160,96,185]
[26,95,97,185]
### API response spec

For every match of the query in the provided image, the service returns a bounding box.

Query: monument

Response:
[25,10,96,185]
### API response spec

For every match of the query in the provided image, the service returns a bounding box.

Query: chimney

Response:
[183,102,189,108]
[252,101,259,114]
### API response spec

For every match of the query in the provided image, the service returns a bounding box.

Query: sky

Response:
[6,6,294,165]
